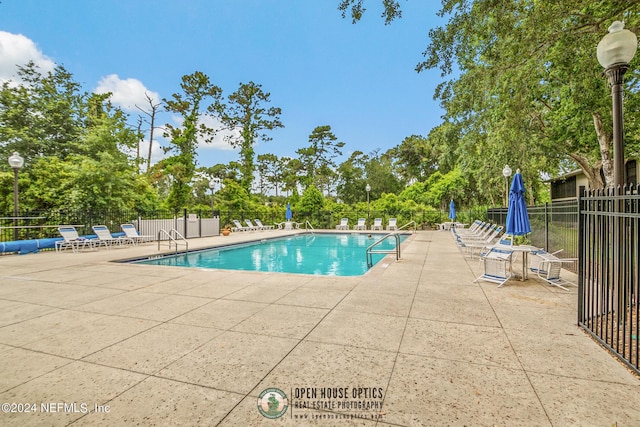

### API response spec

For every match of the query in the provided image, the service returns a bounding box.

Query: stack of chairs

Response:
[452,222,504,258]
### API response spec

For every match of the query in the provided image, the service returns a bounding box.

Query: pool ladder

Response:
[158,228,188,254]
[365,221,416,268]
[305,221,315,234]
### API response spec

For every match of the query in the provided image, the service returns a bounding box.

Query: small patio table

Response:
[492,244,540,282]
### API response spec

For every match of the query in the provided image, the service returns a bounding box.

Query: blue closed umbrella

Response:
[505,170,531,236]
[448,199,456,221]
[286,202,292,221]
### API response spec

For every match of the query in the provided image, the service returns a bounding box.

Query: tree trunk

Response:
[593,112,614,187]
[568,153,605,190]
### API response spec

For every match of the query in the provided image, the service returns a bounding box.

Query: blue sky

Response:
[0,0,447,169]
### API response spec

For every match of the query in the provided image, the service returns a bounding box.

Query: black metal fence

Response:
[578,185,639,374]
[2,207,474,244]
[487,200,579,272]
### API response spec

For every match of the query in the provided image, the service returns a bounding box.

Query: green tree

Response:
[296,125,345,194]
[215,81,283,191]
[297,185,325,213]
[0,62,86,165]
[257,153,289,197]
[282,157,303,197]
[336,151,368,204]
[162,71,222,210]
[420,0,640,189]
[338,0,402,24]
[364,149,403,198]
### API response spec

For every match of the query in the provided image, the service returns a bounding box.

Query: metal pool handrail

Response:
[305,221,315,234]
[366,233,401,268]
[158,228,188,254]
[397,220,417,233]
[365,221,416,268]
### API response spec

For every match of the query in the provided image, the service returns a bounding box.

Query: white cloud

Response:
[0,31,56,83]
[94,74,160,112]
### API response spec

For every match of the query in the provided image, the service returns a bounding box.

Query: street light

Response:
[8,152,24,240]
[209,177,220,217]
[597,21,637,187]
[502,165,512,207]
[365,183,371,227]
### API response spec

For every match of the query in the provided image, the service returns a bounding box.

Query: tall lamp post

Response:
[8,152,24,241]
[502,165,512,207]
[365,183,371,227]
[597,21,637,188]
[597,22,637,317]
[209,177,220,217]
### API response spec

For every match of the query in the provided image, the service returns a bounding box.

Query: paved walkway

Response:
[0,229,638,426]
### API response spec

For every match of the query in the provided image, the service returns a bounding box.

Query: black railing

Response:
[487,201,579,272]
[2,207,475,243]
[578,185,639,375]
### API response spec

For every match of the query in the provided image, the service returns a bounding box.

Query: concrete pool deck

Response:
[0,229,639,426]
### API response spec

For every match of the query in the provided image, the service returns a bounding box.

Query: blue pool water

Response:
[134,233,408,276]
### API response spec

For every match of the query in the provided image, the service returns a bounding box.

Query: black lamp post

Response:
[8,152,24,241]
[209,177,220,217]
[597,21,637,187]
[365,183,371,228]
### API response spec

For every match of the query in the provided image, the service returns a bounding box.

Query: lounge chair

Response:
[92,225,133,248]
[336,218,349,230]
[454,224,499,245]
[371,218,383,231]
[121,224,154,244]
[354,218,367,230]
[452,221,487,237]
[529,249,578,290]
[386,218,397,231]
[244,219,260,231]
[457,226,504,258]
[55,226,94,252]
[254,219,274,230]
[232,219,249,232]
[474,247,513,287]
[455,225,503,245]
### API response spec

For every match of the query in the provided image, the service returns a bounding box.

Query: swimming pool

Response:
[133,233,408,276]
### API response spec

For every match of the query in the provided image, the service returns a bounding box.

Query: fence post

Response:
[183,208,188,237]
[544,202,549,251]
[577,190,584,326]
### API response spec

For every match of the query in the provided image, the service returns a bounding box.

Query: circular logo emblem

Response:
[257,388,288,419]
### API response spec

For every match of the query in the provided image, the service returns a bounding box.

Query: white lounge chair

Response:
[55,226,94,252]
[452,221,488,238]
[529,249,578,290]
[121,224,154,244]
[336,218,349,230]
[474,247,513,287]
[92,225,133,248]
[386,218,397,231]
[254,219,274,230]
[354,218,367,230]
[244,219,261,231]
[457,226,504,258]
[371,218,383,231]
[232,219,249,232]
